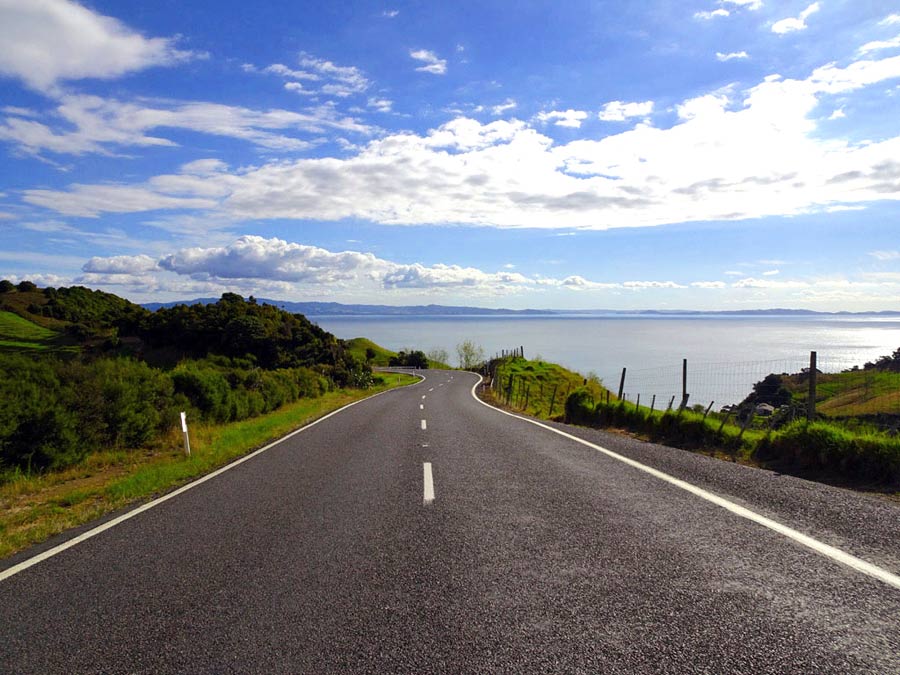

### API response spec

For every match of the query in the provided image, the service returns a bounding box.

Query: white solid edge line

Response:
[0,376,426,583]
[469,375,900,591]
[423,462,435,505]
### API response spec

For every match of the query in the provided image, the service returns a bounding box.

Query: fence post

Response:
[636,393,640,409]
[666,395,675,412]
[180,411,191,456]
[549,383,559,417]
[680,358,690,410]
[717,411,733,434]
[807,350,817,421]
[703,401,714,419]
[650,394,656,414]
[617,368,626,400]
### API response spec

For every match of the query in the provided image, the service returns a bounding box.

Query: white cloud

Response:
[0,94,373,157]
[880,14,900,26]
[260,63,319,81]
[537,109,588,128]
[298,53,369,96]
[491,99,517,116]
[828,107,845,120]
[0,0,199,93]
[691,281,727,288]
[382,10,399,18]
[858,34,900,55]
[83,254,159,274]
[410,49,447,75]
[762,269,780,276]
[723,0,762,10]
[25,183,219,218]
[367,97,393,113]
[772,2,820,35]
[870,250,900,261]
[716,51,749,62]
[245,53,370,98]
[598,100,654,122]
[81,234,616,297]
[622,281,686,289]
[23,52,900,231]
[695,9,730,20]
[732,277,807,289]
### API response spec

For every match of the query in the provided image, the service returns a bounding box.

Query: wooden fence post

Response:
[617,368,626,400]
[807,350,817,421]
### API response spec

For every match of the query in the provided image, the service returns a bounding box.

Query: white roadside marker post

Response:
[180,411,191,456]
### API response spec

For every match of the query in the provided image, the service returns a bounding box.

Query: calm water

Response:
[311,315,900,406]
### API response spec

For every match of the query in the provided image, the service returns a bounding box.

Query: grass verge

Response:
[0,373,419,561]
[483,356,900,494]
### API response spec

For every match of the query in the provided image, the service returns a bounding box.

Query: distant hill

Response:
[140,298,900,318]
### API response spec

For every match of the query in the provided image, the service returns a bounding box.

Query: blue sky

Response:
[1,0,899,310]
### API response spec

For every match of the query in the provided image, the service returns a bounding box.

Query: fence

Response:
[490,350,900,432]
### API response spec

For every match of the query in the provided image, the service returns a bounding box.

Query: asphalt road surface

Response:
[2,370,899,673]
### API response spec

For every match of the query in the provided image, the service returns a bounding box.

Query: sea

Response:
[309,314,900,408]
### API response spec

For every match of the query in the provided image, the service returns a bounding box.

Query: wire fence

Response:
[613,352,900,430]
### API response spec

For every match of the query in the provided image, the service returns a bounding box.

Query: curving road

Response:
[1,370,899,673]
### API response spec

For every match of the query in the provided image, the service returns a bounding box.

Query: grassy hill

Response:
[344,337,397,366]
[0,310,56,349]
[782,369,900,419]
[489,356,609,419]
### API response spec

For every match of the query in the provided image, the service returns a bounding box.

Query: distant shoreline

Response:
[141,297,900,318]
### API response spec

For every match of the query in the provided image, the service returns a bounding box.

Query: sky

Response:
[1,0,899,311]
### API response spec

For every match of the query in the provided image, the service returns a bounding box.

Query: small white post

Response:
[180,411,191,456]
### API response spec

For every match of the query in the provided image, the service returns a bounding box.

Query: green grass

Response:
[344,336,397,366]
[490,356,608,419]
[486,356,899,489]
[0,373,419,560]
[0,310,58,350]
[780,368,900,418]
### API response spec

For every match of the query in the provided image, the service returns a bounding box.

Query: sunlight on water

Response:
[312,315,900,407]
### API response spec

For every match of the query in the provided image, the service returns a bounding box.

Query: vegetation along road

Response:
[2,370,899,673]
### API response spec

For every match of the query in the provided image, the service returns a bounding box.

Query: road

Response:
[1,370,899,673]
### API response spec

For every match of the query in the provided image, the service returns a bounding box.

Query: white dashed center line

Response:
[423,463,435,505]
[421,419,427,430]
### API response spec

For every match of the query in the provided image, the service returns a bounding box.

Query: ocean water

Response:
[310,314,900,407]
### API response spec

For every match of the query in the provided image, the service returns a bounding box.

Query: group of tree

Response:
[388,350,429,369]
[0,283,375,474]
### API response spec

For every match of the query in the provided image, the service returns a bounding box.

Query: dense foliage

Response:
[0,284,373,474]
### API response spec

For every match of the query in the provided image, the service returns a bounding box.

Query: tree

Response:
[16,280,37,293]
[0,279,14,293]
[427,348,449,367]
[456,340,485,370]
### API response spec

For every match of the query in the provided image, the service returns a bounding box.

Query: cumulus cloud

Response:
[772,2,820,35]
[23,52,900,231]
[598,100,654,122]
[83,253,159,274]
[0,0,200,93]
[410,49,447,75]
[79,234,720,299]
[536,109,588,128]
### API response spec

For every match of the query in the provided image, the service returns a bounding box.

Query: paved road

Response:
[2,370,899,673]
